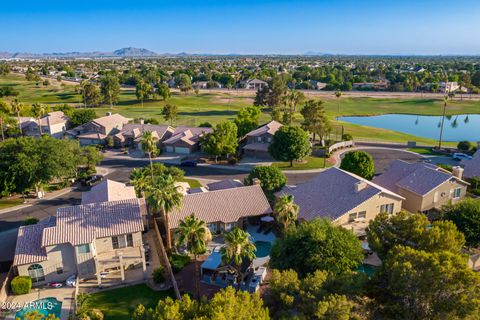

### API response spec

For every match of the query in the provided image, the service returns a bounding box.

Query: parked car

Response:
[49,282,63,288]
[453,153,472,161]
[180,160,197,167]
[66,275,76,287]
[81,174,104,186]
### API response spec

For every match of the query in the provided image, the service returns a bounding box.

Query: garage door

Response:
[166,146,174,153]
[175,147,190,154]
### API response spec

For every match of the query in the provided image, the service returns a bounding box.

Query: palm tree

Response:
[335,90,342,119]
[129,168,150,198]
[140,131,157,178]
[0,112,7,141]
[176,214,211,299]
[11,99,22,135]
[31,103,49,136]
[146,174,183,250]
[274,194,299,231]
[220,227,256,289]
[438,92,454,149]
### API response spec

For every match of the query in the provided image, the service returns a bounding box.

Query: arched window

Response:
[28,264,45,283]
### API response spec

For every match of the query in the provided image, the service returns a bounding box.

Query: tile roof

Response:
[81,180,137,204]
[77,132,107,140]
[207,179,244,191]
[39,111,69,126]
[13,217,56,266]
[373,160,467,196]
[42,198,146,247]
[245,121,282,137]
[277,167,404,221]
[462,150,480,179]
[119,124,174,140]
[92,114,130,128]
[170,185,272,229]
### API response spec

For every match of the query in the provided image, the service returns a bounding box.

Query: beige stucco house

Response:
[13,194,147,287]
[276,167,404,236]
[373,160,469,213]
[66,113,130,146]
[20,111,70,138]
[242,120,282,159]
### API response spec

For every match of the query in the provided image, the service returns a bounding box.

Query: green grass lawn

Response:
[0,198,23,210]
[1,73,477,146]
[272,156,334,171]
[80,284,174,320]
[407,147,444,155]
[178,178,202,188]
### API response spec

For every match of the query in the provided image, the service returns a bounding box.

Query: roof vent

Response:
[355,181,368,193]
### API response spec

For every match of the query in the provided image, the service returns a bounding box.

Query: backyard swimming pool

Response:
[254,241,272,258]
[15,297,62,320]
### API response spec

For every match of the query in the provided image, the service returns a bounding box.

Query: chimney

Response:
[355,181,368,193]
[139,118,145,125]
[106,112,112,116]
[252,178,261,186]
[452,166,464,180]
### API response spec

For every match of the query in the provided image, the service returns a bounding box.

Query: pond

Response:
[339,114,480,142]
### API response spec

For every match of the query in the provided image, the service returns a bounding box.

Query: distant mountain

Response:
[0,47,159,59]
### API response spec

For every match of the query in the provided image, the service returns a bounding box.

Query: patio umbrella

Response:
[260,216,275,222]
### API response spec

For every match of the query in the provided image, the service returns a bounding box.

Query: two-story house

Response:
[242,120,282,159]
[373,160,469,213]
[20,111,70,138]
[67,113,130,146]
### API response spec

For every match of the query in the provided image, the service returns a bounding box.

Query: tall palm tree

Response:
[274,194,299,231]
[220,227,256,289]
[140,131,157,178]
[11,99,22,135]
[176,214,211,300]
[31,103,49,136]
[146,174,183,250]
[335,90,342,120]
[0,112,7,141]
[129,168,150,198]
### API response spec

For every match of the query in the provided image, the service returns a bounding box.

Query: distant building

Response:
[353,79,389,91]
[242,120,282,158]
[242,79,268,90]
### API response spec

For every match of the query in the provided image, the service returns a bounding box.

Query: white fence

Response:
[328,140,355,153]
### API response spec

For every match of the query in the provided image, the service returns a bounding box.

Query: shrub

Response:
[342,133,353,141]
[227,156,238,165]
[199,122,213,128]
[24,217,39,225]
[169,253,191,273]
[11,276,32,295]
[153,266,165,284]
[340,151,374,180]
[457,141,473,151]
[245,166,287,193]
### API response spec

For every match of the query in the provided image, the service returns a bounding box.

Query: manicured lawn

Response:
[178,178,202,188]
[80,284,174,320]
[0,198,23,210]
[272,156,334,171]
[407,147,443,155]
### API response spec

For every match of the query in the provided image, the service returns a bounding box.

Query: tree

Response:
[100,74,120,108]
[244,166,287,193]
[140,131,158,176]
[79,81,101,107]
[300,99,331,143]
[69,109,96,127]
[220,228,256,288]
[366,211,465,260]
[234,105,261,137]
[253,76,288,120]
[177,74,192,93]
[162,104,178,125]
[457,140,473,151]
[274,195,299,231]
[282,89,305,124]
[146,174,183,250]
[371,246,480,319]
[11,98,23,135]
[201,121,238,160]
[442,198,480,247]
[340,151,374,180]
[335,90,342,119]
[176,214,210,299]
[269,126,311,166]
[135,79,154,107]
[270,219,363,277]
[79,145,103,174]
[31,103,50,135]
[157,82,171,100]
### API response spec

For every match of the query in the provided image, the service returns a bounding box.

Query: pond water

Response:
[339,114,480,142]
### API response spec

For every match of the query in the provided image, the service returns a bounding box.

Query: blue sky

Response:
[1,0,480,55]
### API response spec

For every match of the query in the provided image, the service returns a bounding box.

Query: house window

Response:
[349,211,367,223]
[380,203,394,214]
[56,267,64,274]
[207,223,217,233]
[453,188,462,199]
[257,137,262,142]
[225,222,236,232]
[77,244,90,254]
[348,213,357,223]
[358,211,367,219]
[28,264,45,283]
[112,234,134,249]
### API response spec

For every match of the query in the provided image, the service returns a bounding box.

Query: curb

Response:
[0,187,75,215]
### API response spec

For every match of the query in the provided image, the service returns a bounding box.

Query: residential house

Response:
[373,160,469,213]
[243,79,268,90]
[242,120,282,158]
[67,113,130,146]
[113,123,174,149]
[169,185,272,236]
[13,198,148,287]
[20,111,70,138]
[206,179,244,191]
[162,126,213,154]
[461,149,480,179]
[276,167,404,236]
[81,179,137,205]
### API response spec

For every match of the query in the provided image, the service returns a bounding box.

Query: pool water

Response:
[15,297,62,320]
[254,241,272,258]
[356,264,379,277]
